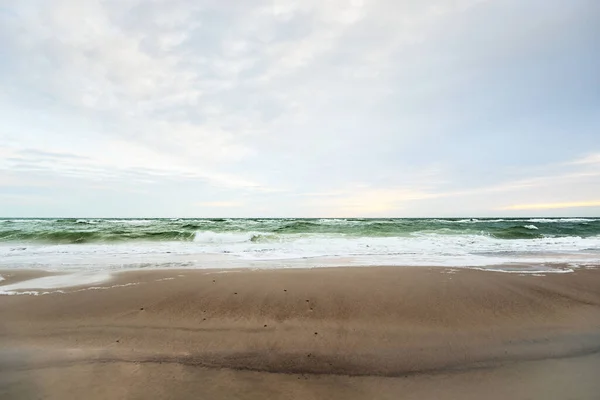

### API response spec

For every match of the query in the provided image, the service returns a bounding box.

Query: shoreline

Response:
[1,266,600,398]
[0,261,588,295]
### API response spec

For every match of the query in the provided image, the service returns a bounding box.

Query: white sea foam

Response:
[435,219,508,223]
[0,272,111,294]
[523,225,539,230]
[193,231,263,244]
[0,290,66,296]
[79,282,139,291]
[76,219,99,224]
[470,266,574,274]
[431,218,598,224]
[526,218,596,223]
[0,219,47,223]
[109,219,153,225]
[0,231,599,274]
[0,282,140,296]
[316,218,362,225]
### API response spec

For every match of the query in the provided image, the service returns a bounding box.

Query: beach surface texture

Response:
[1,266,600,399]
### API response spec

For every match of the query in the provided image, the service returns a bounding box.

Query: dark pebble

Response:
[264,324,267,327]
[314,332,318,335]
[116,340,120,343]
[234,292,237,295]
[140,307,144,311]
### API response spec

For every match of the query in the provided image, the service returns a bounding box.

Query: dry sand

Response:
[1,266,600,399]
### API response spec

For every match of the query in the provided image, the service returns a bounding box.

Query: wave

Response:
[526,218,597,223]
[491,226,544,239]
[274,221,321,233]
[1,218,599,245]
[54,218,79,223]
[2,229,600,273]
[434,218,508,223]
[76,219,99,224]
[432,218,598,224]
[0,230,196,244]
[193,231,269,244]
[108,219,154,225]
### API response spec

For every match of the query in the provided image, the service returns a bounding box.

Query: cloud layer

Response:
[1,0,599,217]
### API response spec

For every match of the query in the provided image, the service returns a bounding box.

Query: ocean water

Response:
[1,218,599,275]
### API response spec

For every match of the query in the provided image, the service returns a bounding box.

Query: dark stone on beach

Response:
[212,280,215,282]
[203,318,206,321]
[306,300,309,302]
[307,353,312,358]
[314,332,318,335]
[116,340,120,343]
[140,307,144,311]
[264,324,267,327]
[284,289,287,292]
[234,292,237,295]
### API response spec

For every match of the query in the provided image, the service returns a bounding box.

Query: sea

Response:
[1,218,599,277]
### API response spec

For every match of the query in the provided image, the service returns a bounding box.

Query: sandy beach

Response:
[1,266,600,399]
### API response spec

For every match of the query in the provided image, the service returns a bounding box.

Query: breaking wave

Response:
[0,218,599,244]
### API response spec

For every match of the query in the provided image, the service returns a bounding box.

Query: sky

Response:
[0,0,599,218]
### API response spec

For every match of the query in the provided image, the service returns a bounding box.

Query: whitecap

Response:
[193,231,265,244]
[527,218,596,223]
[76,219,99,224]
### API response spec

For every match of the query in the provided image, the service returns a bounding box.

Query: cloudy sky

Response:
[0,0,599,217]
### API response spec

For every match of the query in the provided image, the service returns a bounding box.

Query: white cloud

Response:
[0,0,598,216]
[571,153,600,166]
[196,201,244,208]
[500,201,600,211]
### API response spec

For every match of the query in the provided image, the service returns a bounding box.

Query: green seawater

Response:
[0,218,599,244]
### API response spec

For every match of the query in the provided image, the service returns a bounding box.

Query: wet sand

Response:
[1,266,600,399]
